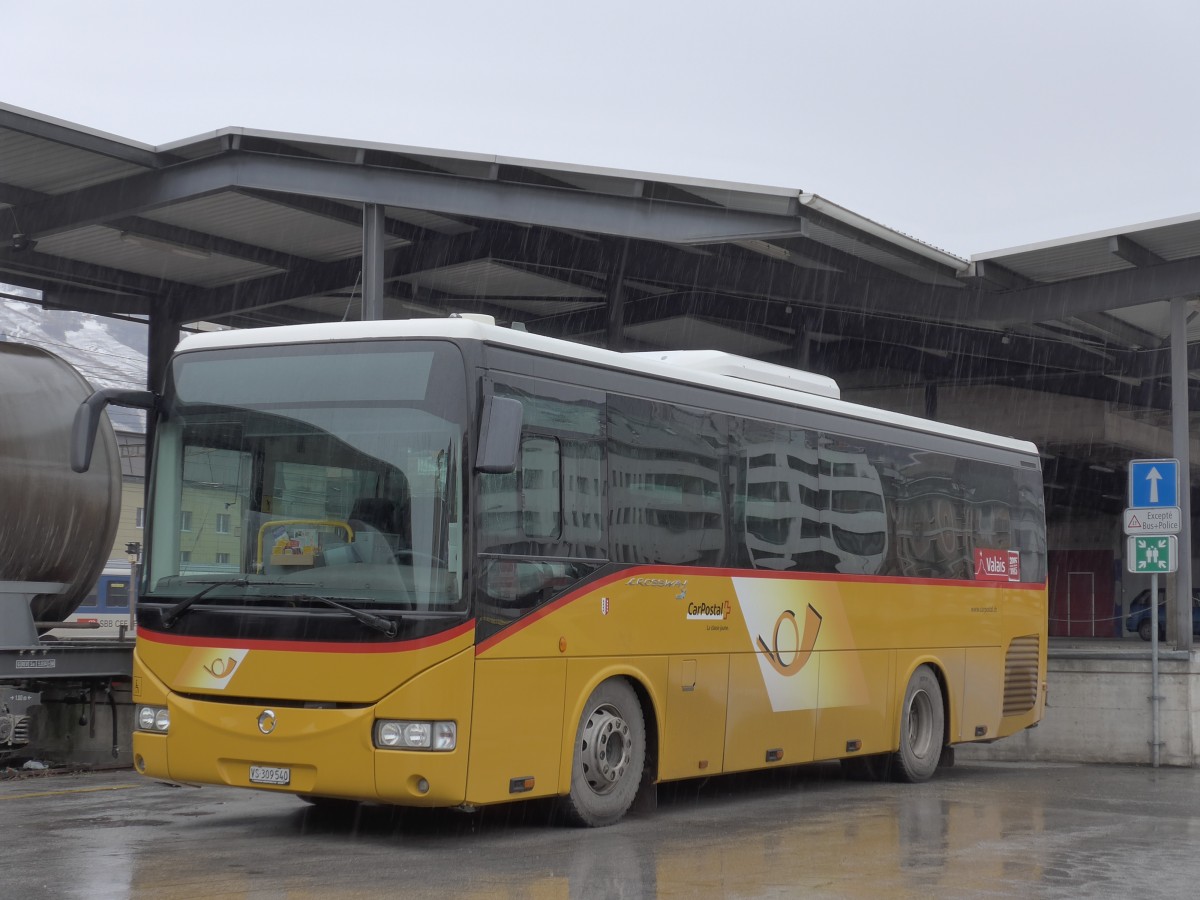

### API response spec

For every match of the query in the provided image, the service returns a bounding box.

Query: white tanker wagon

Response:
[0,342,126,755]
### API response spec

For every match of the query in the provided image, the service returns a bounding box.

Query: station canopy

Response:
[4,102,1200,518]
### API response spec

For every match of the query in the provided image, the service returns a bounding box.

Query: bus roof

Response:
[175,318,1040,458]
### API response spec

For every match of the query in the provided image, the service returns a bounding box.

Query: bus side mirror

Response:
[71,388,157,473]
[475,396,523,474]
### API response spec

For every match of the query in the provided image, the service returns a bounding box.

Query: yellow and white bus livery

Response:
[75,316,1047,826]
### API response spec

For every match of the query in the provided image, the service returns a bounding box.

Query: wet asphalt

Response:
[0,759,1194,899]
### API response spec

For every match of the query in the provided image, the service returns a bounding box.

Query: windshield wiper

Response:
[160,581,398,637]
[161,578,254,629]
[284,594,398,638]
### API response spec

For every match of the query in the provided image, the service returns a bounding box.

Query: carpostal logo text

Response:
[687,600,731,621]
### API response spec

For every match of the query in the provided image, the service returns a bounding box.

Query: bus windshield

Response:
[143,340,468,615]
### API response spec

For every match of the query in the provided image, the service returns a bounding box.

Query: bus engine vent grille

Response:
[1003,634,1040,717]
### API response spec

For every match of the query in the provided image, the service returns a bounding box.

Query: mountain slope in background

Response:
[1,298,149,432]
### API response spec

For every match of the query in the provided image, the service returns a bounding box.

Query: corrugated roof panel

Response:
[385,152,498,180]
[981,237,1134,283]
[537,169,648,198]
[400,259,604,298]
[1132,219,1200,262]
[33,226,284,288]
[678,185,798,216]
[1100,300,1200,343]
[803,221,966,288]
[143,192,406,261]
[0,131,146,194]
[383,206,476,236]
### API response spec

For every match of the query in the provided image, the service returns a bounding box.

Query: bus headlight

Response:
[137,706,170,733]
[374,719,456,751]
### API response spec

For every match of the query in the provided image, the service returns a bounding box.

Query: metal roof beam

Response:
[178,256,365,321]
[0,247,189,297]
[1069,311,1164,350]
[534,287,1126,378]
[606,238,979,321]
[6,152,828,246]
[40,289,153,316]
[0,105,164,168]
[109,216,302,270]
[178,228,605,322]
[232,188,433,243]
[972,255,1200,323]
[796,207,965,284]
[961,259,1038,290]
[1109,234,1165,268]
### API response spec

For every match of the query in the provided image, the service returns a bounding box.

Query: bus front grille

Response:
[1003,634,1040,717]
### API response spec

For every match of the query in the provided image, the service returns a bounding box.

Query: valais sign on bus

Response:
[974,548,1021,582]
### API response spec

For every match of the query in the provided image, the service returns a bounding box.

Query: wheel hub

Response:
[907,689,934,756]
[580,703,632,793]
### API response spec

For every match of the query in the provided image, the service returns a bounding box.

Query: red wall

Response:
[1047,549,1117,638]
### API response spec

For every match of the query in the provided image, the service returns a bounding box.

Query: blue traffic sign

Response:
[1129,458,1179,508]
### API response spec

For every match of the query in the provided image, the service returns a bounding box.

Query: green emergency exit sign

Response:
[1127,535,1178,574]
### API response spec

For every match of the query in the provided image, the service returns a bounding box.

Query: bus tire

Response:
[562,678,646,827]
[893,665,944,783]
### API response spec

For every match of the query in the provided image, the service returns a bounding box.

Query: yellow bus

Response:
[77,316,1047,826]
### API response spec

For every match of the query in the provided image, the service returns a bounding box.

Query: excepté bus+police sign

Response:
[1124,458,1180,574]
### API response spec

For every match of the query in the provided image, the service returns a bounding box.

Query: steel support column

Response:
[147,302,181,395]
[1170,298,1193,651]
[362,203,386,321]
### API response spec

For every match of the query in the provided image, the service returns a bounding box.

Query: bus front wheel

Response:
[563,678,646,827]
[893,665,944,783]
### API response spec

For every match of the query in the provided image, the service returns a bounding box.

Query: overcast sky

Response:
[7,1,1200,258]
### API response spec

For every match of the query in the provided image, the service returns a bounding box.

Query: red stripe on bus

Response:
[139,619,475,654]
[475,566,1046,655]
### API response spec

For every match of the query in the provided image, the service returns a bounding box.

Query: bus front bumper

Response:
[133,696,470,807]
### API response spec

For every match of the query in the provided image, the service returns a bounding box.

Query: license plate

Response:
[249,765,291,786]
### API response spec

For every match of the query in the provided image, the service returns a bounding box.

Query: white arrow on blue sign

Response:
[1129,458,1179,509]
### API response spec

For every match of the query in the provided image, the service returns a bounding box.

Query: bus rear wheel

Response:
[562,678,646,827]
[893,665,944,783]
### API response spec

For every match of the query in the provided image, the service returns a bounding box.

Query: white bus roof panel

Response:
[175,319,1039,458]
[624,350,841,399]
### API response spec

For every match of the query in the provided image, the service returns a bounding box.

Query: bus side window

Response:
[520,435,562,539]
[608,395,727,567]
[732,419,826,573]
[479,376,605,561]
